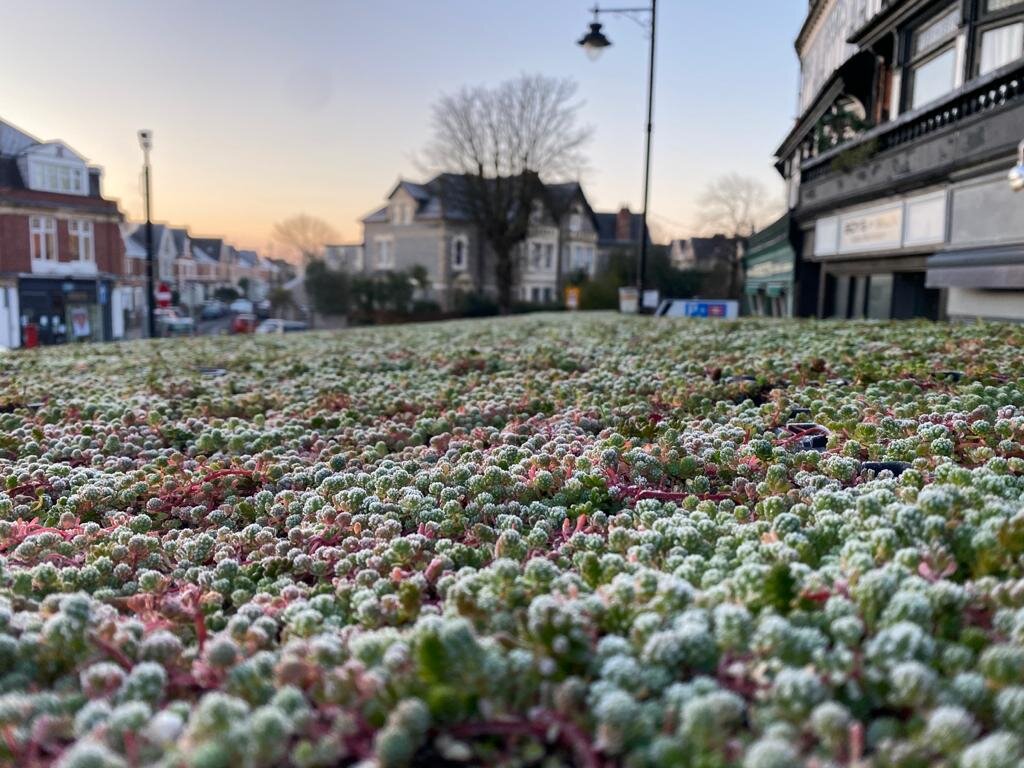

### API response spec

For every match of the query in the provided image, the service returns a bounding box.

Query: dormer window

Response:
[569,211,582,233]
[451,235,468,271]
[529,201,545,225]
[392,203,413,225]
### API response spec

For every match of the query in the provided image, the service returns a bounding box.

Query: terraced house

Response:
[0,118,128,348]
[361,175,597,310]
[776,0,1024,320]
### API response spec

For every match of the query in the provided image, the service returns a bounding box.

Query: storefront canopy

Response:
[926,246,1024,289]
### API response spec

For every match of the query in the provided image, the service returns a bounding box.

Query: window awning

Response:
[926,245,1024,289]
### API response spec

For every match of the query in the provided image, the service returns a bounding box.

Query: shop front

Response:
[804,190,947,320]
[18,277,113,346]
[744,215,796,317]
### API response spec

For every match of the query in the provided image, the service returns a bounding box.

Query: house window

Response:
[976,0,1024,76]
[979,22,1024,73]
[530,287,541,303]
[907,6,961,110]
[68,219,94,261]
[569,212,582,232]
[529,201,545,225]
[543,243,554,270]
[570,244,595,274]
[31,161,85,194]
[451,235,468,271]
[374,237,394,270]
[30,216,57,260]
[392,203,413,225]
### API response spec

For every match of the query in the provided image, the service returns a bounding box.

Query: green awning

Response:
[765,285,784,298]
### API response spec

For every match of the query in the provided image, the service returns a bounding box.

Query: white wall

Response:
[947,288,1024,322]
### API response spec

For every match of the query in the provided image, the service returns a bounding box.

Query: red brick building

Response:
[0,118,128,347]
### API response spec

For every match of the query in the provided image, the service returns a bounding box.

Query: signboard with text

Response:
[657,299,739,319]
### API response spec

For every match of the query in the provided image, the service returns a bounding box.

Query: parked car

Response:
[156,307,195,336]
[229,298,254,314]
[255,319,309,334]
[255,299,272,319]
[231,313,257,334]
[200,301,228,320]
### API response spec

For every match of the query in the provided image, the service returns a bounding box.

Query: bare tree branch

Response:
[695,174,781,238]
[424,74,591,312]
[272,214,340,265]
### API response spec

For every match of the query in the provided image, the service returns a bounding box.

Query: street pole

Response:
[139,130,156,339]
[637,0,656,306]
[578,3,657,312]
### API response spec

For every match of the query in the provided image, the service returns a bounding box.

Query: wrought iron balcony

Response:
[802,61,1024,185]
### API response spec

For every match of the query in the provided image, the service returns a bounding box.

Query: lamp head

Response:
[1010,164,1024,193]
[1012,141,1024,193]
[137,130,153,151]
[578,22,612,60]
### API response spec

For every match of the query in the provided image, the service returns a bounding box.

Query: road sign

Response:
[156,283,172,309]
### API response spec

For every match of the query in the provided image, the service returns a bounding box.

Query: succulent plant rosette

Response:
[3,316,1024,768]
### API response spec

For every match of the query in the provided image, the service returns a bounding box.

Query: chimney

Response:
[615,206,632,242]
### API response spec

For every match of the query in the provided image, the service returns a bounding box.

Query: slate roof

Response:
[129,224,166,252]
[365,174,593,226]
[236,250,259,268]
[0,118,118,212]
[190,238,224,262]
[594,211,650,247]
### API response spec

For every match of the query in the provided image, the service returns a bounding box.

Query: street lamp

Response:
[1010,139,1024,193]
[578,2,657,308]
[138,129,156,339]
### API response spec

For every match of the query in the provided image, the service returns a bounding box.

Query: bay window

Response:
[906,6,961,110]
[68,220,94,262]
[30,216,57,261]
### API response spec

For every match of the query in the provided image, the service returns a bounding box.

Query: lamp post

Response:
[138,129,156,339]
[1010,139,1024,193]
[578,1,657,308]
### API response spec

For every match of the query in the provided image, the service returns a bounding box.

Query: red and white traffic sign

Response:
[156,283,172,308]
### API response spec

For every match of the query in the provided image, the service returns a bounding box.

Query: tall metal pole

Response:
[637,0,656,306]
[143,147,156,339]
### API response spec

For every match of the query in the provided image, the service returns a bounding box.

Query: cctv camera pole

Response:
[139,132,156,339]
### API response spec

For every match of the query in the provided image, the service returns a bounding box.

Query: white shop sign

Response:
[814,190,948,257]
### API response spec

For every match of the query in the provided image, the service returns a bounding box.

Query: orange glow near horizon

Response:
[1,1,802,256]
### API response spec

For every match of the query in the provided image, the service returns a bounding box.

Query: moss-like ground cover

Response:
[3,314,1024,768]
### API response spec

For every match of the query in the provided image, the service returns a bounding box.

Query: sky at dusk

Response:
[0,0,806,252]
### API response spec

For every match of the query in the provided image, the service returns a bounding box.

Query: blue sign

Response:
[99,283,108,306]
[658,299,740,319]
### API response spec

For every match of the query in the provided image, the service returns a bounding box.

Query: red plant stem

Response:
[89,633,133,670]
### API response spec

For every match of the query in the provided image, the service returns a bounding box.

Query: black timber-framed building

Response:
[776,0,1024,321]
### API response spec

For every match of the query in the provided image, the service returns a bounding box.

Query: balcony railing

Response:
[802,61,1024,184]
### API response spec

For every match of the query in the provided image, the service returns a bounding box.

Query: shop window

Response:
[832,275,851,319]
[867,274,894,319]
[851,276,868,319]
[30,216,57,261]
[906,6,961,110]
